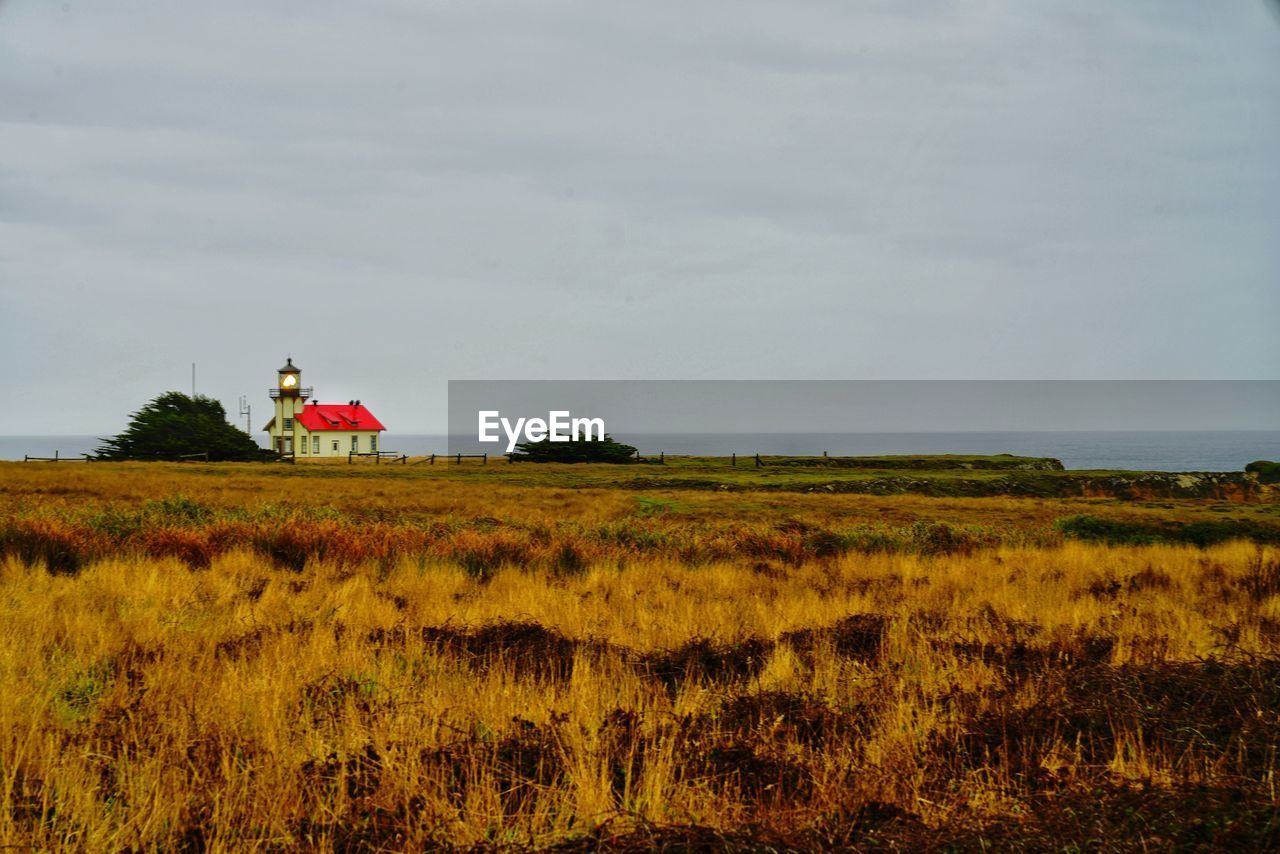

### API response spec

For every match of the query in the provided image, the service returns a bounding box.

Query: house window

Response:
[299,435,307,454]
[351,435,359,452]
[284,437,292,454]
[284,417,294,430]
[313,436,320,455]
[332,440,339,452]
[370,434,377,452]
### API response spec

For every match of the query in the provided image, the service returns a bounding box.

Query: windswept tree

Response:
[95,392,265,461]
[509,433,638,463]
[1246,460,1280,484]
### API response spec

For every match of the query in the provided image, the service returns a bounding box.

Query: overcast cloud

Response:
[1,1,1277,434]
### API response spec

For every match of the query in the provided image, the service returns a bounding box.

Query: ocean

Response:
[2,431,1277,472]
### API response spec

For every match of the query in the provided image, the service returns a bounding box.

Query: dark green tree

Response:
[1246,460,1280,484]
[509,433,638,463]
[94,392,266,462]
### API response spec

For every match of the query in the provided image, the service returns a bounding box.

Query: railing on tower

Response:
[268,388,312,399]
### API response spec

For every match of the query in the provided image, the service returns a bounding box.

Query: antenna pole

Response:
[191,363,196,398]
[239,396,252,435]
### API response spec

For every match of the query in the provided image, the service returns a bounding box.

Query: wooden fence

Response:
[23,450,91,462]
[21,449,829,467]
[411,453,488,465]
[348,451,409,465]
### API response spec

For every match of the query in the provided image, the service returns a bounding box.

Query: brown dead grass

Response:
[1,462,1278,851]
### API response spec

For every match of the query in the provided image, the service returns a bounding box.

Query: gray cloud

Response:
[1,0,1277,434]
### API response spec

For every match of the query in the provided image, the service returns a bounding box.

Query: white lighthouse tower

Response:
[267,357,310,456]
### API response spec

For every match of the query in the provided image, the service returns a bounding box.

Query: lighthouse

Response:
[263,357,386,458]
[267,357,309,456]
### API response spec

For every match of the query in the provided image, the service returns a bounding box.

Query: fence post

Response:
[482,453,487,465]
[755,453,762,468]
[54,450,59,461]
[731,453,736,467]
[456,453,461,465]
[659,451,664,464]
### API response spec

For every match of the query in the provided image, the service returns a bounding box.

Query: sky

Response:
[2,1,1278,434]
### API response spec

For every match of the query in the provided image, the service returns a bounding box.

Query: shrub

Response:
[840,525,906,554]
[552,541,589,576]
[509,434,638,464]
[1058,515,1280,547]
[908,521,996,555]
[143,529,213,569]
[85,507,146,539]
[144,495,214,525]
[94,392,266,462]
[252,525,332,572]
[0,518,102,575]
[449,530,535,579]
[1245,460,1280,484]
[1056,515,1158,546]
[1243,550,1280,602]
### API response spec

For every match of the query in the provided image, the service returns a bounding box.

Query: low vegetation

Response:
[1,461,1278,850]
[1248,460,1280,484]
[1056,513,1280,547]
[93,392,266,462]
[759,453,1064,471]
[510,435,639,464]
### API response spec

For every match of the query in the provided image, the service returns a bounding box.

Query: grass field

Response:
[2,460,1279,850]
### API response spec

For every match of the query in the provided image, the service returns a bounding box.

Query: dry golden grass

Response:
[1,462,1279,850]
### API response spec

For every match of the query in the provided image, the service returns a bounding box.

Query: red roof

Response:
[296,403,386,432]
